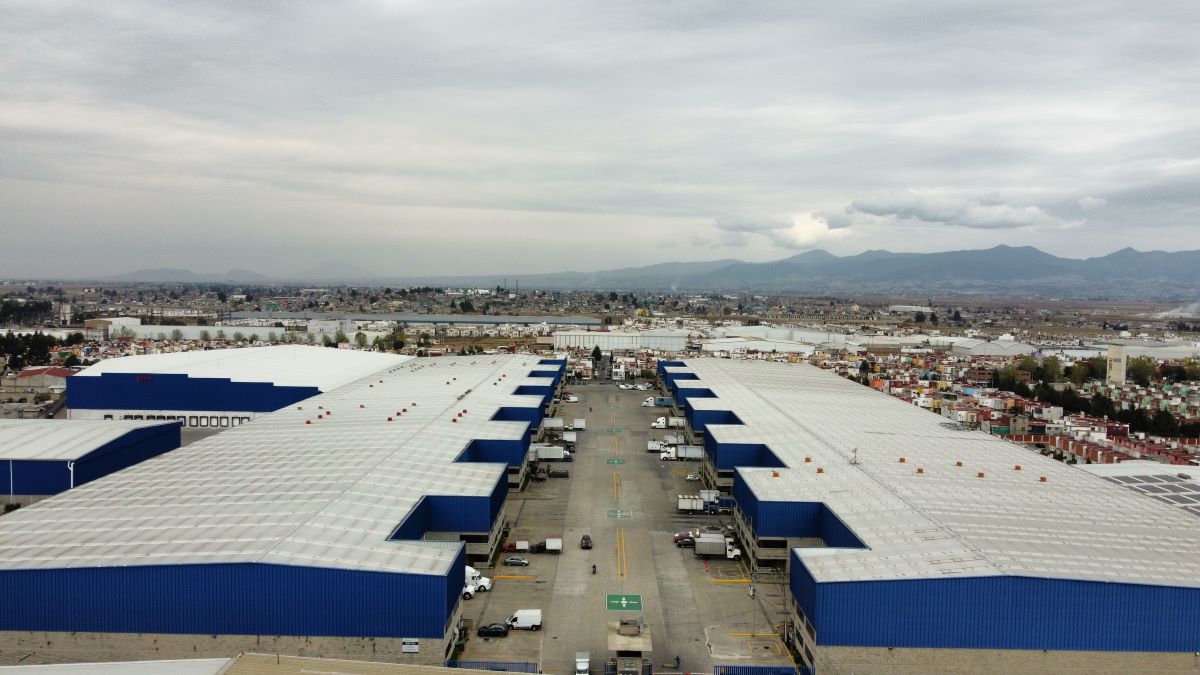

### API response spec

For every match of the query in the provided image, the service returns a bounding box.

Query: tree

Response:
[1127,357,1157,386]
[199,330,211,342]
[460,299,475,313]
[268,332,278,343]
[591,345,602,362]
[1038,356,1063,383]
[929,312,939,326]
[952,309,963,322]
[914,311,926,323]
[323,334,335,347]
[1067,362,1089,386]
[216,291,227,303]
[232,332,245,342]
[305,332,316,345]
[355,332,368,349]
[63,354,80,368]
[248,333,259,343]
[335,330,349,344]
[170,329,183,341]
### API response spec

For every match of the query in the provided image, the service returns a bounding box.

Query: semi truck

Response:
[647,440,663,452]
[566,418,587,431]
[462,565,493,599]
[542,418,565,430]
[676,445,703,460]
[693,533,741,559]
[652,416,688,429]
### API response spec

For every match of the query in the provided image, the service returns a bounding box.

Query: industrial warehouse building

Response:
[67,345,409,427]
[658,359,1200,674]
[552,328,689,352]
[0,419,181,506]
[0,355,565,666]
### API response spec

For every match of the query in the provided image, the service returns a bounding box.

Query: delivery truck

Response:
[566,418,587,431]
[693,534,741,559]
[507,608,543,631]
[676,445,703,460]
[533,445,572,462]
[677,494,705,514]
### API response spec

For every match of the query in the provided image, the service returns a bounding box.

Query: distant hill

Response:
[105,268,274,283]
[96,246,1200,299]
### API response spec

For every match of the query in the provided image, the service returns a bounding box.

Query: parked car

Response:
[580,534,592,549]
[676,537,695,548]
[562,394,579,403]
[477,622,510,638]
[673,530,698,546]
[503,556,530,566]
[686,473,700,481]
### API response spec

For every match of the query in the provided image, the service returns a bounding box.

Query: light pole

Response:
[67,461,75,489]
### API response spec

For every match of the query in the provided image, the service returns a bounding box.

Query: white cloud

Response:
[1078,196,1108,210]
[847,193,1078,230]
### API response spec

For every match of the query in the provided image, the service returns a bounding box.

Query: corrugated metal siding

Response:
[813,575,1200,652]
[673,387,714,408]
[711,442,783,471]
[690,409,742,434]
[1,423,182,496]
[460,438,529,467]
[75,422,182,486]
[514,385,554,407]
[528,369,562,389]
[790,551,818,621]
[0,562,452,638]
[68,373,319,413]
[491,406,540,428]
[392,496,495,538]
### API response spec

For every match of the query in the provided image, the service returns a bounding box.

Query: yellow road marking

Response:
[494,574,535,580]
[730,633,781,637]
[612,471,622,501]
[709,578,752,583]
[616,527,629,580]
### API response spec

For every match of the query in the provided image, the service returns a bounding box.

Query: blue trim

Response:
[68,373,319,413]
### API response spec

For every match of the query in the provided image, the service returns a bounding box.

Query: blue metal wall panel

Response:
[68,373,319,413]
[790,551,818,621]
[2,423,182,496]
[74,422,182,486]
[656,361,685,378]
[0,562,452,638]
[492,406,540,429]
[459,439,528,468]
[811,574,1200,652]
[514,385,554,407]
[674,387,714,407]
[711,442,784,471]
[690,409,743,434]
[528,370,562,388]
[392,495,495,537]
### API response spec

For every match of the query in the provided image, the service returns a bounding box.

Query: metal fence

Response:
[446,659,540,673]
[714,665,808,675]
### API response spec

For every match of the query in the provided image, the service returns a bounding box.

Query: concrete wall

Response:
[814,644,1200,674]
[0,629,457,668]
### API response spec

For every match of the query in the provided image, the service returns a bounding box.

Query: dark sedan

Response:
[580,534,592,549]
[477,622,510,638]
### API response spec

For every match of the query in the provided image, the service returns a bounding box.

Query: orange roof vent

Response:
[916,467,925,474]
[955,460,964,467]
[771,471,780,478]
[1014,464,1022,471]
[977,471,986,479]
[898,456,906,464]
[1040,476,1048,483]
[804,456,812,463]
[816,467,825,474]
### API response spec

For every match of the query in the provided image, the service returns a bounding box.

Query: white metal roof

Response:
[0,419,178,461]
[74,345,411,391]
[671,360,1200,588]
[0,356,554,576]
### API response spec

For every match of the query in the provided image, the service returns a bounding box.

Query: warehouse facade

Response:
[659,359,1200,674]
[0,355,565,666]
[67,345,410,427]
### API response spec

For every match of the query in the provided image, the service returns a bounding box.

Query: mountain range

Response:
[100,246,1200,299]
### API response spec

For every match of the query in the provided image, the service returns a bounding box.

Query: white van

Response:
[575,651,590,675]
[506,608,543,631]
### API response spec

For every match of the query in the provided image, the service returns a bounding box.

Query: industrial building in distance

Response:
[67,345,408,428]
[0,354,564,665]
[659,359,1200,673]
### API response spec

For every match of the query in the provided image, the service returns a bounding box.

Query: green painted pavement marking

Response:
[606,509,632,519]
[606,594,643,611]
[606,427,623,433]
[606,458,626,465]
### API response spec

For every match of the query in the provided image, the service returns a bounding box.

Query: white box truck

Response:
[677,494,705,514]
[668,416,687,429]
[677,446,703,460]
[647,440,663,452]
[507,608,543,631]
[569,418,586,431]
[694,534,741,559]
[546,536,563,554]
[535,445,571,462]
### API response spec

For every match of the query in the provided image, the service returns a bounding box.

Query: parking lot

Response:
[458,381,794,674]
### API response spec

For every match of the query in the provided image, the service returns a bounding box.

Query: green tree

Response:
[1017,355,1038,372]
[1127,357,1157,386]
[216,291,227,302]
[248,333,259,343]
[591,345,602,361]
[914,311,926,323]
[1067,362,1089,386]
[354,332,368,349]
[170,329,183,341]
[199,330,211,342]
[335,330,349,344]
[1038,356,1063,383]
[232,332,244,342]
[268,332,278,343]
[929,312,939,326]
[952,309,963,322]
[460,299,475,313]
[323,334,335,347]
[216,330,226,341]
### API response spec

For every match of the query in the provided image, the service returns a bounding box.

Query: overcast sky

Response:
[2,1,1199,278]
